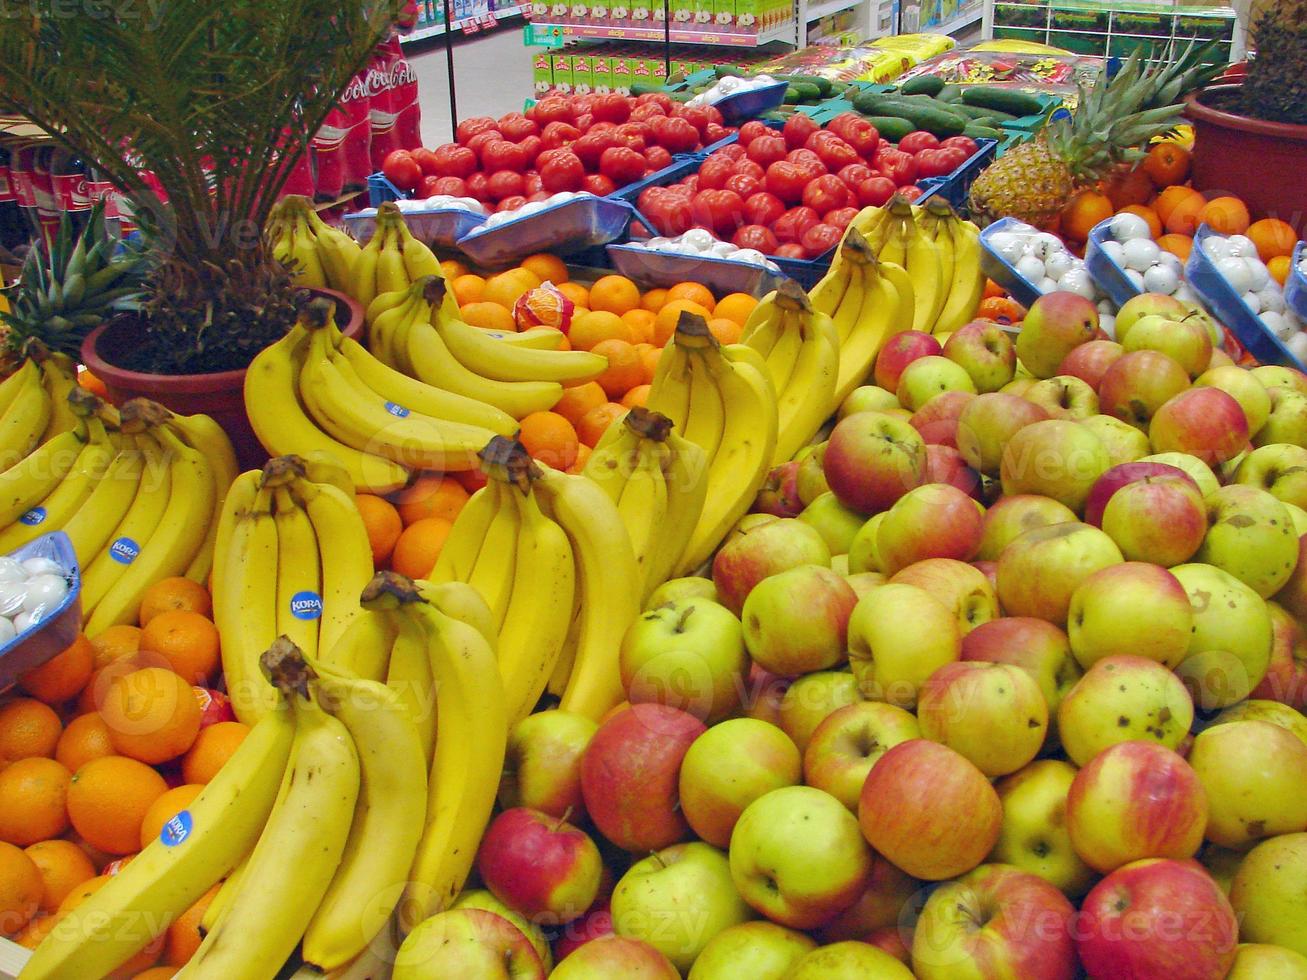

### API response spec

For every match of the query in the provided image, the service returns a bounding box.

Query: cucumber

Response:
[962,123,1004,140]
[865,116,916,141]
[779,74,833,97]
[788,82,823,103]
[960,87,1046,117]
[900,75,945,97]
[850,91,900,116]
[629,82,662,96]
[866,97,968,138]
[937,83,963,102]
[951,103,1017,121]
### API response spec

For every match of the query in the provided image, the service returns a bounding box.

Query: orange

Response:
[389,518,453,580]
[0,699,61,762]
[79,369,109,400]
[591,340,644,398]
[14,912,58,949]
[451,273,487,306]
[1153,186,1202,226]
[1199,196,1251,236]
[713,292,758,326]
[138,579,212,627]
[57,872,109,912]
[1156,233,1194,262]
[481,268,541,310]
[707,317,743,345]
[138,785,203,851]
[181,721,249,785]
[1103,165,1155,209]
[1117,204,1162,240]
[165,882,220,966]
[394,474,469,527]
[1060,190,1113,243]
[64,830,115,872]
[568,444,591,475]
[557,281,590,310]
[56,713,115,773]
[1142,141,1191,187]
[0,841,42,938]
[569,311,632,351]
[355,493,403,564]
[18,634,94,704]
[588,275,641,316]
[976,296,1026,324]
[139,612,220,686]
[89,625,143,671]
[461,301,517,333]
[518,411,580,470]
[100,669,202,765]
[666,282,716,312]
[621,385,651,408]
[654,300,711,346]
[520,253,569,284]
[641,288,670,312]
[621,308,658,345]
[1162,192,1206,236]
[1268,255,1292,287]
[0,758,71,846]
[554,382,608,428]
[439,259,470,280]
[983,279,1006,300]
[67,756,168,856]
[24,840,95,913]
[1247,218,1298,262]
[639,345,662,385]
[134,968,180,980]
[577,403,627,448]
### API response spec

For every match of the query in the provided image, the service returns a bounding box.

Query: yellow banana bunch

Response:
[0,357,53,471]
[266,196,365,296]
[346,202,441,311]
[929,201,986,334]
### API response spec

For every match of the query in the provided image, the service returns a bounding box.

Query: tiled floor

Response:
[409,26,538,145]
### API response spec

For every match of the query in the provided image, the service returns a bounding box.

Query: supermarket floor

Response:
[409,26,536,145]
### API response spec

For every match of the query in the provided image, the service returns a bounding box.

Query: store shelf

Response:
[804,0,862,21]
[402,3,531,42]
[524,20,797,46]
[927,3,983,35]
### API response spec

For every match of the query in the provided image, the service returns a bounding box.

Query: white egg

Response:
[1044,251,1075,281]
[13,610,36,634]
[1243,290,1263,314]
[519,203,543,217]
[1174,283,1197,304]
[1099,314,1116,338]
[1157,251,1184,274]
[1030,232,1064,260]
[1288,331,1307,362]
[1008,221,1038,235]
[708,241,736,258]
[1123,238,1161,272]
[1143,265,1180,294]
[682,228,716,251]
[0,617,14,645]
[1244,260,1271,292]
[1125,268,1147,289]
[22,574,67,613]
[1258,288,1286,314]
[21,557,61,577]
[1058,269,1097,299]
[0,558,24,583]
[987,231,1018,256]
[1098,298,1116,313]
[735,249,767,266]
[1038,277,1059,294]
[1016,255,1046,282]
[717,76,741,93]
[1262,310,1295,340]
[1216,256,1253,294]
[1111,212,1152,241]
[0,582,26,617]
[1226,234,1257,257]
[1098,240,1126,266]
[1203,237,1230,260]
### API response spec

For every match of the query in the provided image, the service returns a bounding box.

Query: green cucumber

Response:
[629,82,662,96]
[866,97,968,137]
[937,83,963,102]
[788,82,823,103]
[962,123,1004,140]
[951,103,1016,121]
[960,87,1046,117]
[900,75,945,97]
[864,116,915,141]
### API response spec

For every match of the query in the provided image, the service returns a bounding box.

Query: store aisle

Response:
[408,28,537,146]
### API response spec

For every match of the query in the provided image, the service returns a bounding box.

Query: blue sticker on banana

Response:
[291,591,323,620]
[385,402,411,418]
[161,810,193,846]
[18,507,45,526]
[109,537,140,564]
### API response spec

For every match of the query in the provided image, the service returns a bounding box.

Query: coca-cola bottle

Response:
[278,129,317,200]
[9,146,43,242]
[368,35,423,171]
[29,147,60,248]
[0,147,29,251]
[314,71,373,202]
[50,149,92,236]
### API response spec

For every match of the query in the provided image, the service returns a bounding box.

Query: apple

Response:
[645,577,717,610]
[453,890,554,971]
[712,518,830,616]
[786,942,916,978]
[909,390,976,449]
[847,512,887,574]
[393,908,546,980]
[500,711,598,821]
[1098,350,1191,430]
[815,853,921,943]
[1025,375,1100,420]
[1057,654,1194,766]
[1122,315,1212,378]
[1115,292,1191,344]
[910,863,1077,980]
[897,356,978,412]
[944,319,1018,392]
[1067,562,1194,670]
[1196,484,1299,598]
[1195,365,1271,436]
[1276,533,1307,621]
[1234,445,1307,511]
[848,583,960,708]
[729,785,873,929]
[741,664,790,725]
[548,935,679,979]
[579,704,706,852]
[1284,502,1307,534]
[996,522,1123,626]
[798,492,866,555]
[955,393,1049,476]
[754,461,804,518]
[478,808,602,924]
[1187,719,1307,849]
[889,558,998,635]
[1079,414,1150,466]
[1100,476,1208,566]
[1256,387,1307,448]
[1150,387,1250,464]
[924,444,982,498]
[916,661,1048,777]
[742,565,857,677]
[875,330,943,393]
[977,494,1076,561]
[803,701,921,811]
[553,902,613,962]
[687,921,817,980]
[1229,832,1307,958]
[1214,698,1307,748]
[962,618,1081,738]
[840,385,901,419]
[1254,365,1307,395]
[991,760,1096,897]
[1002,377,1037,397]
[1075,858,1238,980]
[973,558,998,591]
[999,419,1112,512]
[611,842,752,972]
[865,926,913,966]
[859,739,1001,881]
[1139,451,1221,497]
[1058,339,1124,389]
[1016,291,1099,379]
[1226,943,1307,979]
[1202,846,1245,895]
[845,571,886,599]
[824,412,928,515]
[1083,460,1198,526]
[796,442,830,506]
[876,483,984,574]
[1170,563,1273,710]
[778,670,862,753]
[1250,602,1307,710]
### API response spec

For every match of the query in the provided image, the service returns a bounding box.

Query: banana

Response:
[739,299,785,357]
[642,427,709,599]
[272,486,322,659]
[495,326,566,350]
[0,359,52,469]
[433,302,607,385]
[20,701,295,980]
[935,217,985,334]
[0,425,87,536]
[289,216,330,289]
[833,245,908,407]
[210,470,258,614]
[581,411,644,507]
[921,198,956,295]
[615,435,668,596]
[748,281,816,397]
[366,287,415,371]
[419,579,498,657]
[722,341,772,383]
[375,220,411,298]
[645,339,691,431]
[772,308,839,466]
[291,473,375,656]
[0,355,37,418]
[683,342,726,463]
[428,482,498,586]
[394,216,443,283]
[168,412,240,584]
[888,198,943,334]
[60,441,147,569]
[385,611,438,765]
[35,349,81,444]
[350,223,385,313]
[463,478,522,632]
[198,852,249,937]
[807,260,854,328]
[321,608,397,682]
[305,203,364,294]
[297,451,357,497]
[365,286,411,333]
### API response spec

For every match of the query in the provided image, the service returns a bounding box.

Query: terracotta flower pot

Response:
[1184,86,1307,226]
[81,287,364,470]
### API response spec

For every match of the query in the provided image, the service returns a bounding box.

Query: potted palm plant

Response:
[0,0,403,461]
[1184,0,1307,223]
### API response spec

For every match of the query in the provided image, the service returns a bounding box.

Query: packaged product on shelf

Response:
[368,35,423,171]
[896,44,1102,97]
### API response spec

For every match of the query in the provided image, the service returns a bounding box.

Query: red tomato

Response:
[735,159,765,182]
[573,113,594,132]
[497,195,526,212]
[724,173,762,199]
[411,147,440,177]
[456,116,498,144]
[915,147,968,180]
[635,92,674,113]
[857,176,897,207]
[651,116,700,155]
[531,98,574,125]
[765,161,808,204]
[691,188,745,235]
[526,191,552,203]
[704,123,731,145]
[487,170,525,201]
[876,148,918,186]
[498,113,539,143]
[581,173,617,195]
[539,150,584,192]
[676,105,712,138]
[940,136,980,157]
[429,176,468,197]
[802,174,853,213]
[746,134,787,169]
[825,113,880,157]
[782,113,820,150]
[382,150,422,192]
[481,139,530,173]
[588,121,618,134]
[599,146,647,186]
[898,131,941,155]
[775,242,807,259]
[836,163,875,189]
[643,196,689,236]
[517,135,543,164]
[590,93,631,124]
[801,222,842,256]
[643,146,672,171]
[715,143,746,162]
[824,207,858,231]
[742,191,786,227]
[681,175,700,195]
[540,121,581,149]
[738,120,771,146]
[773,206,820,244]
[704,106,726,127]
[466,130,504,161]
[464,172,491,202]
[418,175,443,198]
[523,172,544,196]
[786,147,824,170]
[573,131,620,171]
[732,224,779,253]
[432,144,477,179]
[572,94,596,115]
[614,123,647,153]
[806,131,860,171]
[630,103,667,123]
[899,185,925,202]
[697,154,737,190]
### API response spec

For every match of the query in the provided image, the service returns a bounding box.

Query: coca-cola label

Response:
[52,173,92,212]
[0,166,12,204]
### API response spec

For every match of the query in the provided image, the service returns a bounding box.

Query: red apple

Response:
[500,711,598,820]
[815,853,921,943]
[393,908,547,979]
[1098,350,1191,430]
[874,330,942,393]
[553,902,613,962]
[824,412,928,515]
[741,664,791,725]
[1059,339,1125,390]
[916,661,1049,777]
[943,319,1018,393]
[478,808,603,924]
[548,935,679,979]
[1015,291,1099,379]
[866,926,913,966]
[1082,460,1198,527]
[910,390,976,448]
[961,617,1081,735]
[1100,476,1208,567]
[876,483,984,574]
[803,701,921,811]
[754,461,804,518]
[1149,388,1250,464]
[711,517,830,615]
[890,558,999,635]
[996,522,1123,626]
[1250,602,1307,710]
[956,393,1050,476]
[925,444,982,499]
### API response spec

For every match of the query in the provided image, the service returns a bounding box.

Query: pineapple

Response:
[969,43,1225,228]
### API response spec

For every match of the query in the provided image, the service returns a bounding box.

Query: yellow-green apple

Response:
[1257,388,1307,449]
[1207,347,1235,368]
[832,550,849,575]
[500,711,598,820]
[778,670,862,752]
[876,483,984,573]
[679,717,802,848]
[1250,603,1307,709]
[1187,719,1307,848]
[796,442,830,506]
[1002,377,1037,397]
[1276,534,1307,621]
[815,853,921,943]
[944,319,1018,393]
[999,419,1112,512]
[897,356,978,412]
[1016,291,1099,379]
[1214,698,1307,747]
[393,908,547,980]
[741,664,790,725]
[645,576,717,610]
[611,841,752,972]
[1226,943,1307,979]
[1201,845,1244,894]
[991,760,1096,896]
[453,890,554,972]
[1229,832,1307,957]
[798,492,865,554]
[996,522,1123,626]
[1139,451,1221,496]
[1254,365,1307,395]
[742,565,857,676]
[786,941,916,979]
[1075,858,1238,980]
[803,701,921,810]
[848,583,960,708]
[1150,387,1250,464]
[890,558,998,634]
[1057,654,1194,765]
[548,935,679,979]
[1170,562,1273,710]
[916,661,1048,777]
[1122,315,1212,378]
[848,512,887,574]
[711,518,830,616]
[1196,484,1298,598]
[875,330,943,393]
[1058,339,1124,389]
[910,863,1077,980]
[976,494,1076,560]
[841,385,901,419]
[1097,350,1191,430]
[859,739,1001,880]
[687,921,816,980]
[910,390,976,448]
[1235,444,1307,510]
[1083,459,1199,526]
[1065,741,1207,873]
[579,703,705,852]
[1079,414,1150,466]
[846,571,887,598]
[477,808,603,924]
[973,558,998,591]
[1025,375,1100,421]
[962,617,1081,741]
[754,461,804,518]
[1195,365,1271,436]
[1067,562,1194,670]
[925,444,983,498]
[1115,293,1191,344]
[1100,476,1207,565]
[729,785,873,928]
[957,393,1049,476]
[824,412,928,514]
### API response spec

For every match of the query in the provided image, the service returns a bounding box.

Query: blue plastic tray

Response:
[456,195,635,267]
[979,217,1043,309]
[1084,215,1141,308]
[1186,224,1305,372]
[0,532,82,692]
[344,205,487,248]
[926,138,997,216]
[607,243,784,297]
[368,172,409,207]
[1287,241,1307,324]
[708,81,790,125]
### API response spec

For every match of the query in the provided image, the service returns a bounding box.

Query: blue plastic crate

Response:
[979,217,1042,309]
[923,138,997,215]
[710,81,790,125]
[344,204,487,248]
[367,172,409,207]
[456,194,635,267]
[1287,241,1307,324]
[607,243,785,297]
[0,532,82,691]
[1084,215,1141,308]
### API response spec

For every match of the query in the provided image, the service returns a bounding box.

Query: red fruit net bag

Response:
[514,281,575,333]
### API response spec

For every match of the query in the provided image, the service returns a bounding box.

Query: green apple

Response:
[897,356,977,412]
[742,565,858,676]
[996,522,1123,627]
[687,921,816,980]
[991,760,1096,897]
[1057,654,1194,766]
[960,617,1081,743]
[798,492,866,555]
[845,571,887,599]
[1139,452,1221,497]
[778,670,862,753]
[803,701,921,811]
[1195,365,1271,436]
[1079,415,1150,466]
[1196,484,1299,598]
[830,554,849,574]
[1115,293,1190,345]
[500,711,597,821]
[393,908,546,980]
[1188,720,1307,849]
[848,583,960,708]
[1253,365,1307,396]
[1025,375,1100,420]
[956,392,1050,476]
[1122,315,1212,378]
[1230,832,1307,958]
[1170,563,1273,710]
[1256,388,1307,448]
[1016,291,1099,378]
[847,512,887,574]
[1067,562,1194,670]
[840,385,901,419]
[977,494,1077,561]
[1234,444,1307,511]
[453,890,553,972]
[889,558,998,635]
[944,319,1018,393]
[796,441,830,506]
[712,518,831,616]
[786,942,916,979]
[1000,419,1112,512]
[1002,377,1037,397]
[645,576,717,610]
[917,661,1048,777]
[1226,944,1307,979]
[1213,699,1307,747]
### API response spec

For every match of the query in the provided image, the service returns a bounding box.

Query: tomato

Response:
[487,170,525,201]
[773,206,820,244]
[642,197,685,236]
[630,103,667,123]
[382,149,422,192]
[572,94,595,116]
[825,113,880,157]
[704,123,731,145]
[456,116,498,144]
[649,116,699,155]
[746,134,787,169]
[915,147,968,180]
[418,175,442,198]
[764,161,808,204]
[676,105,712,138]
[539,150,584,192]
[715,143,746,162]
[691,188,745,235]
[643,145,673,171]
[876,148,918,187]
[940,136,980,157]
[573,131,620,171]
[428,176,468,197]
[742,191,785,227]
[806,131,860,171]
[590,93,631,124]
[498,113,539,143]
[724,173,762,199]
[523,172,544,196]
[782,113,820,150]
[497,195,526,212]
[481,139,530,173]
[898,131,941,155]
[596,146,645,186]
[738,120,771,146]
[697,154,737,190]
[466,130,504,161]
[704,106,726,127]
[432,144,477,179]
[464,172,491,202]
[786,147,823,170]
[857,176,897,207]
[581,173,617,195]
[775,242,807,259]
[411,147,439,177]
[541,121,581,149]
[732,224,779,253]
[614,123,647,153]
[574,113,593,132]
[801,222,842,256]
[588,121,618,134]
[899,185,925,202]
[836,163,875,189]
[735,159,765,182]
[526,191,552,203]
[801,174,853,214]
[517,135,543,165]
[635,92,674,114]
[681,175,700,195]
[824,207,858,231]
[531,98,574,125]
